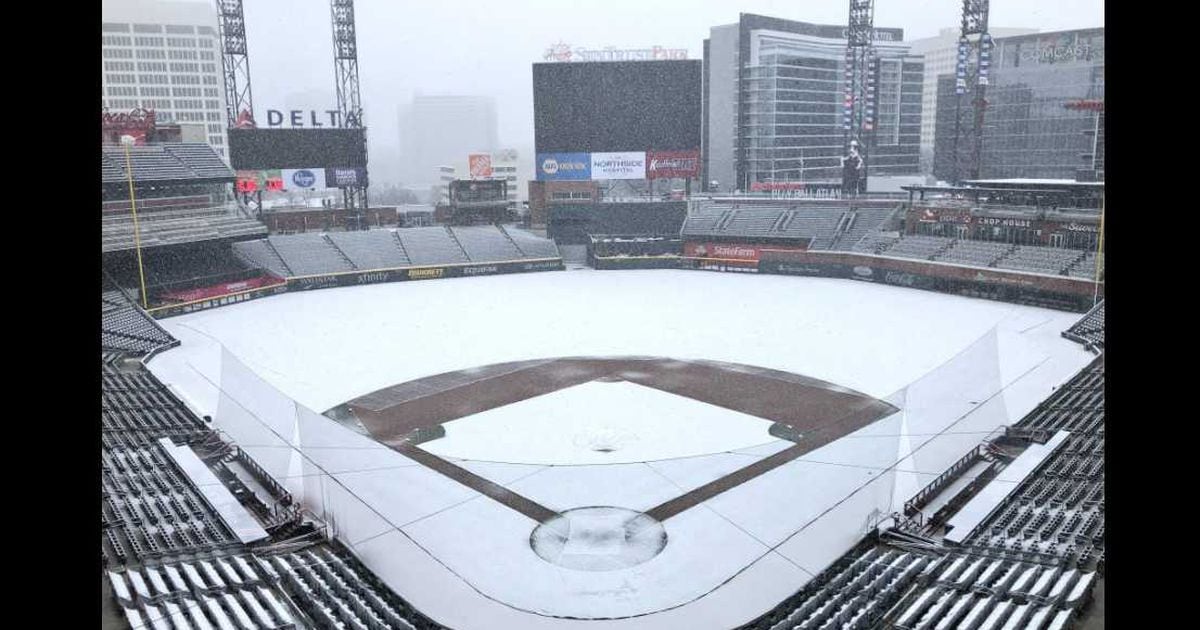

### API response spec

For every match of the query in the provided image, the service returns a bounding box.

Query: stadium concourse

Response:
[134,267,1103,630]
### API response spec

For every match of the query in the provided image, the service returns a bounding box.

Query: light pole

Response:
[121,135,149,309]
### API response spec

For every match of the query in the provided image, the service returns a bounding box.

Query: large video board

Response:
[228,128,368,170]
[533,60,701,155]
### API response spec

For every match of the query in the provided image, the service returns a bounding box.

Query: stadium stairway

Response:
[496,224,528,257]
[390,230,413,262]
[263,240,295,277]
[443,226,471,261]
[322,234,360,271]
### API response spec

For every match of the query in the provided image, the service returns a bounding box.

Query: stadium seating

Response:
[995,246,1084,276]
[231,239,293,278]
[502,225,562,258]
[101,143,234,184]
[882,234,955,260]
[1064,301,1104,348]
[102,205,267,254]
[101,288,177,356]
[109,546,421,630]
[327,230,412,270]
[850,231,901,254]
[932,239,1013,268]
[231,226,561,277]
[268,233,356,276]
[396,227,471,265]
[100,349,428,629]
[960,357,1105,571]
[777,207,845,249]
[679,203,879,251]
[832,206,900,250]
[1066,252,1104,280]
[450,225,525,261]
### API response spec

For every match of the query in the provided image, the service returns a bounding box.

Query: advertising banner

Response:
[160,275,282,303]
[591,152,646,180]
[646,150,700,179]
[750,182,805,192]
[325,167,368,187]
[537,152,592,181]
[684,242,810,261]
[235,170,283,193]
[281,168,327,191]
[469,154,493,178]
[685,242,763,261]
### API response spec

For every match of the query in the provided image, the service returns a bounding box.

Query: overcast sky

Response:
[238,0,1103,184]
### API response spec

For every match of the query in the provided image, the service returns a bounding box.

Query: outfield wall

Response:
[586,248,1102,312]
[147,258,564,318]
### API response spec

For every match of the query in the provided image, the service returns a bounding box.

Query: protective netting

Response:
[201,323,1040,620]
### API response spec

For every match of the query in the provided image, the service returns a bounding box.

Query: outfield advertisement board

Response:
[646,150,700,179]
[286,259,566,292]
[683,242,810,261]
[591,152,646,180]
[281,168,327,190]
[537,152,592,180]
[325,167,368,187]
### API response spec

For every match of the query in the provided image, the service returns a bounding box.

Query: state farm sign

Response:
[684,243,761,261]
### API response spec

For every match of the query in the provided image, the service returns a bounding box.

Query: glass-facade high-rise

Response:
[704,14,924,192]
[934,28,1104,181]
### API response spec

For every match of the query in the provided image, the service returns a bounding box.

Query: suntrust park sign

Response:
[543,42,687,62]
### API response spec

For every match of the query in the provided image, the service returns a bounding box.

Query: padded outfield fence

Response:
[145,258,565,318]
[590,249,1103,313]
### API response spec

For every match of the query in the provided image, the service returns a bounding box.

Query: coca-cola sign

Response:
[102,107,157,132]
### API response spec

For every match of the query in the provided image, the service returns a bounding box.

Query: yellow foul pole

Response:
[1092,190,1104,306]
[122,138,149,309]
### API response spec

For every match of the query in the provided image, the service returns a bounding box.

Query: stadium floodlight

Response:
[120,135,149,309]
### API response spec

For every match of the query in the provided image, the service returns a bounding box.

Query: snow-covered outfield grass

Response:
[149,270,1094,629]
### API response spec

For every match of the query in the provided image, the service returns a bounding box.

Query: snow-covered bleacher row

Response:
[846,232,1104,278]
[751,314,1104,630]
[101,143,234,185]
[681,204,897,250]
[961,355,1105,572]
[109,546,420,630]
[102,204,267,254]
[756,546,1097,630]
[1063,301,1104,349]
[232,225,560,278]
[102,288,177,356]
[101,300,430,629]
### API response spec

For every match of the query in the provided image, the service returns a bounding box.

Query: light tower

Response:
[950,0,992,183]
[843,0,877,196]
[216,1,255,130]
[331,0,368,211]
